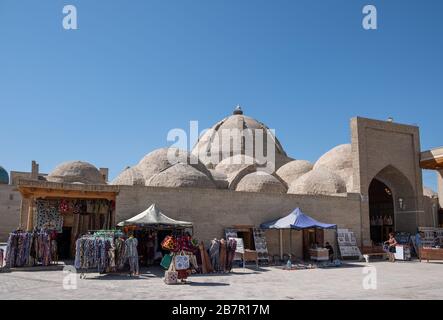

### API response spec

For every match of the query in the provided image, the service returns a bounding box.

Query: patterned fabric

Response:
[226,238,237,271]
[209,239,220,271]
[5,230,53,268]
[74,236,121,273]
[36,200,64,233]
[174,254,190,270]
[161,236,176,251]
[164,271,178,284]
[59,200,70,214]
[253,228,269,263]
[125,237,138,258]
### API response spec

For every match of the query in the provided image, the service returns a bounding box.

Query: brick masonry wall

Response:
[116,186,362,258]
[0,185,21,241]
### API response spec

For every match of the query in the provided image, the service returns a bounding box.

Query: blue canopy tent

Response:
[260,208,337,260]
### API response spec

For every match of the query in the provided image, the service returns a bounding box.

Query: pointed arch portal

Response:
[368,165,418,244]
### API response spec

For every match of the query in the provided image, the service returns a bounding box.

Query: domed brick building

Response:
[1,108,442,259]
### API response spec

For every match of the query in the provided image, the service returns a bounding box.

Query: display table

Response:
[420,248,443,262]
[310,248,329,261]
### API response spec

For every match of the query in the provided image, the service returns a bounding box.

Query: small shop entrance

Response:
[302,228,324,260]
[369,179,395,245]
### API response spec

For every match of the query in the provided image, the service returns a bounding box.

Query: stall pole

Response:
[279,229,283,260]
[26,198,35,232]
[290,229,292,258]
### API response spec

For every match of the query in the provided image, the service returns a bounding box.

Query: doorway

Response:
[369,179,395,245]
[57,227,72,260]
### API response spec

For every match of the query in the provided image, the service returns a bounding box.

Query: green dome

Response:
[0,166,9,184]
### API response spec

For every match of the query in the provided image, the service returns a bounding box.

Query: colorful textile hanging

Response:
[36,200,64,233]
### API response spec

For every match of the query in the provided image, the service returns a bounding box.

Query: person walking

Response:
[385,232,398,262]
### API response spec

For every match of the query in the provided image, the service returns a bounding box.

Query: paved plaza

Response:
[1,260,442,300]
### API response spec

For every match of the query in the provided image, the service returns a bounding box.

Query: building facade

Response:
[0,109,441,258]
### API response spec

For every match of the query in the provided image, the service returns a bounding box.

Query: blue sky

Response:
[0,0,442,190]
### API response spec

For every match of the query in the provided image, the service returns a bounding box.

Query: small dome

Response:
[208,169,229,189]
[146,163,216,189]
[138,148,211,181]
[111,166,145,186]
[423,186,438,198]
[235,172,287,194]
[288,167,347,195]
[47,161,105,184]
[0,166,9,185]
[314,144,353,190]
[276,160,313,186]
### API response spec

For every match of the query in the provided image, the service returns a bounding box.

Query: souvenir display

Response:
[4,230,55,268]
[74,230,128,274]
[174,252,190,271]
[253,228,270,263]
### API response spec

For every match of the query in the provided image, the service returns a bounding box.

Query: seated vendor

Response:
[324,242,334,262]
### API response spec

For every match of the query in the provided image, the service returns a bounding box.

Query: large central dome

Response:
[191,107,292,171]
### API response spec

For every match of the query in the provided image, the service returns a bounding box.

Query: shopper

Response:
[384,232,398,262]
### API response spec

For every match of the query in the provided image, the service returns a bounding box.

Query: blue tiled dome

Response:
[0,166,9,184]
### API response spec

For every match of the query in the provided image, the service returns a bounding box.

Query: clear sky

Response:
[0,0,442,190]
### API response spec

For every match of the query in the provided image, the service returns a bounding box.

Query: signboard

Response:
[231,238,245,254]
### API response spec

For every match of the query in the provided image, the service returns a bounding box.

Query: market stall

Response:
[17,180,118,261]
[260,208,337,262]
[416,227,443,262]
[117,204,193,267]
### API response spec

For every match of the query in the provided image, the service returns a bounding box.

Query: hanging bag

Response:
[174,251,190,271]
[164,270,178,284]
[161,236,176,251]
[160,253,173,270]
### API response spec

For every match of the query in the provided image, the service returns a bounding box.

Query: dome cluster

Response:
[108,109,354,195]
[40,109,355,195]
[111,148,216,189]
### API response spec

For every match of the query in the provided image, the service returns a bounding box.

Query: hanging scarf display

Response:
[74,231,128,274]
[219,239,227,272]
[5,230,54,268]
[209,239,221,271]
[59,200,70,214]
[226,238,237,272]
[36,200,64,233]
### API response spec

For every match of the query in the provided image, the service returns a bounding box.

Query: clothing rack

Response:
[74,232,128,279]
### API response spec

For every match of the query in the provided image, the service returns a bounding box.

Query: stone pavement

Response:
[0,260,442,300]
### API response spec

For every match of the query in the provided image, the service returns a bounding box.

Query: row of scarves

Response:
[198,238,237,274]
[74,235,130,273]
[4,230,56,268]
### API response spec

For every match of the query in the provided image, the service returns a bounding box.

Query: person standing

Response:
[385,232,398,262]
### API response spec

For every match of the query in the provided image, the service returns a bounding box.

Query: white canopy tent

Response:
[117,204,193,229]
